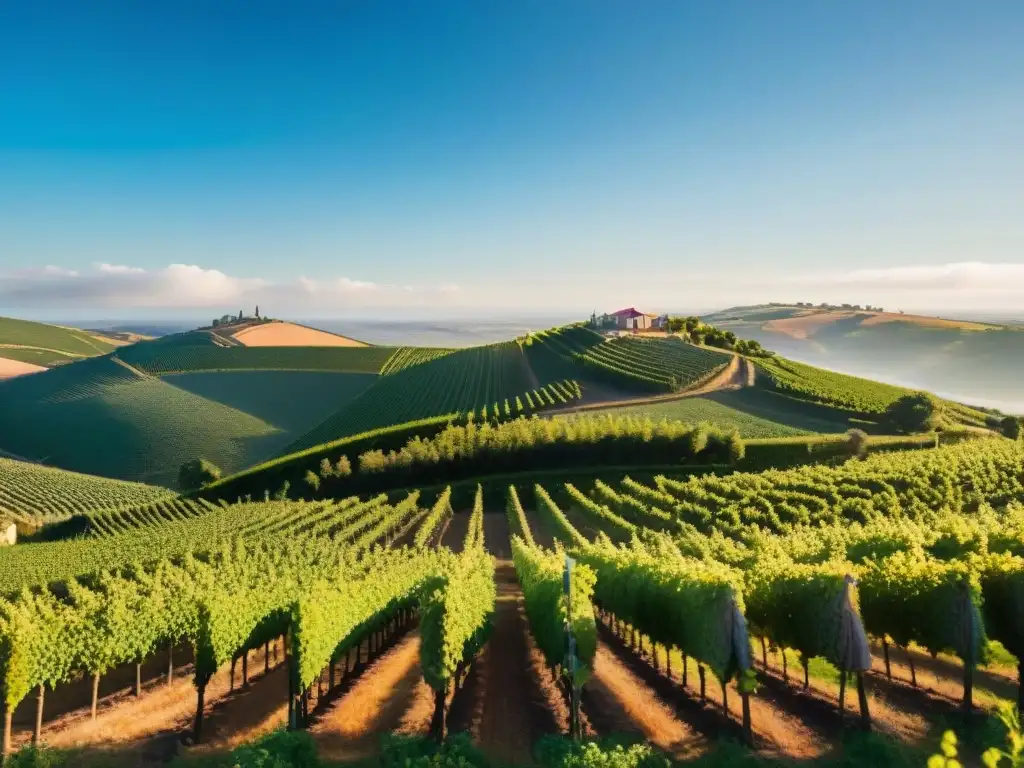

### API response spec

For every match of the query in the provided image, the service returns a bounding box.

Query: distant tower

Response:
[255,305,260,318]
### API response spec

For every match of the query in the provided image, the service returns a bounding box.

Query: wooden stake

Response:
[230,657,237,691]
[33,685,44,745]
[2,704,11,760]
[666,647,673,680]
[265,641,271,675]
[722,681,728,717]
[781,651,788,682]
[741,692,752,745]
[964,662,974,714]
[856,673,871,731]
[135,662,142,698]
[193,681,206,743]
[682,653,688,688]
[760,637,768,669]
[908,655,917,687]
[698,665,706,701]
[838,670,847,725]
[243,651,249,687]
[802,658,809,690]
[882,639,891,679]
[91,672,100,720]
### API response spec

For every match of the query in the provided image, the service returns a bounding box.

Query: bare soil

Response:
[311,633,433,762]
[0,356,47,379]
[584,645,705,759]
[598,618,826,760]
[232,322,367,347]
[19,642,284,763]
[440,512,471,553]
[482,511,512,558]
[447,561,568,764]
[552,353,747,417]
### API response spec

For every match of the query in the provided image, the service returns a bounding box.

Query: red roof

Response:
[610,307,644,317]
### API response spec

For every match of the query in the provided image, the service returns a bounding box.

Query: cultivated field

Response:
[0,356,47,380]
[232,321,368,347]
[3,437,1023,767]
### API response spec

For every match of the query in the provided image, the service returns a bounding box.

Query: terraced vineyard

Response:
[532,326,731,392]
[116,344,396,374]
[379,346,456,375]
[0,457,175,525]
[754,356,913,413]
[286,342,542,451]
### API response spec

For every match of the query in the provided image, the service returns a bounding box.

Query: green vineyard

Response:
[286,342,543,451]
[531,325,731,392]
[0,457,175,525]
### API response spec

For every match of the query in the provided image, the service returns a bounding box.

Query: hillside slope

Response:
[0,316,119,373]
[0,356,288,486]
[0,456,175,525]
[705,305,1024,413]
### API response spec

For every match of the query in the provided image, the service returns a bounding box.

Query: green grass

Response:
[0,357,286,486]
[117,343,396,374]
[0,346,79,366]
[0,316,116,356]
[563,395,814,438]
[163,370,376,435]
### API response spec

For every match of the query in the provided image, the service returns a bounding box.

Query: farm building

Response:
[607,307,659,331]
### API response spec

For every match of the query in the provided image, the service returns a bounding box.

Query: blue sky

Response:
[1,1,1022,319]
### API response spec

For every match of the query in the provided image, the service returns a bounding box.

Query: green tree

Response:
[885,393,944,434]
[178,459,222,491]
[1001,416,1021,440]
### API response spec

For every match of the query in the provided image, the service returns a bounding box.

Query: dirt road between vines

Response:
[553,355,752,417]
[311,633,433,762]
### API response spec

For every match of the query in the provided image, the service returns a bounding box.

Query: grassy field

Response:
[164,370,377,436]
[0,317,117,366]
[117,343,395,374]
[0,347,79,366]
[0,357,287,486]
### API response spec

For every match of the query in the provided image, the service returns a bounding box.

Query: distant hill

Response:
[0,315,122,375]
[703,304,1024,413]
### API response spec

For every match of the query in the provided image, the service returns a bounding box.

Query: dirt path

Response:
[584,644,705,759]
[440,512,470,553]
[598,620,826,760]
[23,642,282,762]
[551,354,749,417]
[447,561,567,764]
[483,511,512,558]
[311,633,433,762]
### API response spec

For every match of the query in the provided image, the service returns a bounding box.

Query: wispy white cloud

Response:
[824,262,1024,291]
[0,263,459,311]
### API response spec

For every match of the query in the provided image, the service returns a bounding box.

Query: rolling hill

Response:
[0,316,125,376]
[704,304,1024,413]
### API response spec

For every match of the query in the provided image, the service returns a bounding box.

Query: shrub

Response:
[1001,416,1022,440]
[885,393,944,434]
[846,428,870,458]
[725,430,745,464]
[178,459,222,492]
[335,455,352,476]
[304,470,320,492]
[318,458,333,479]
